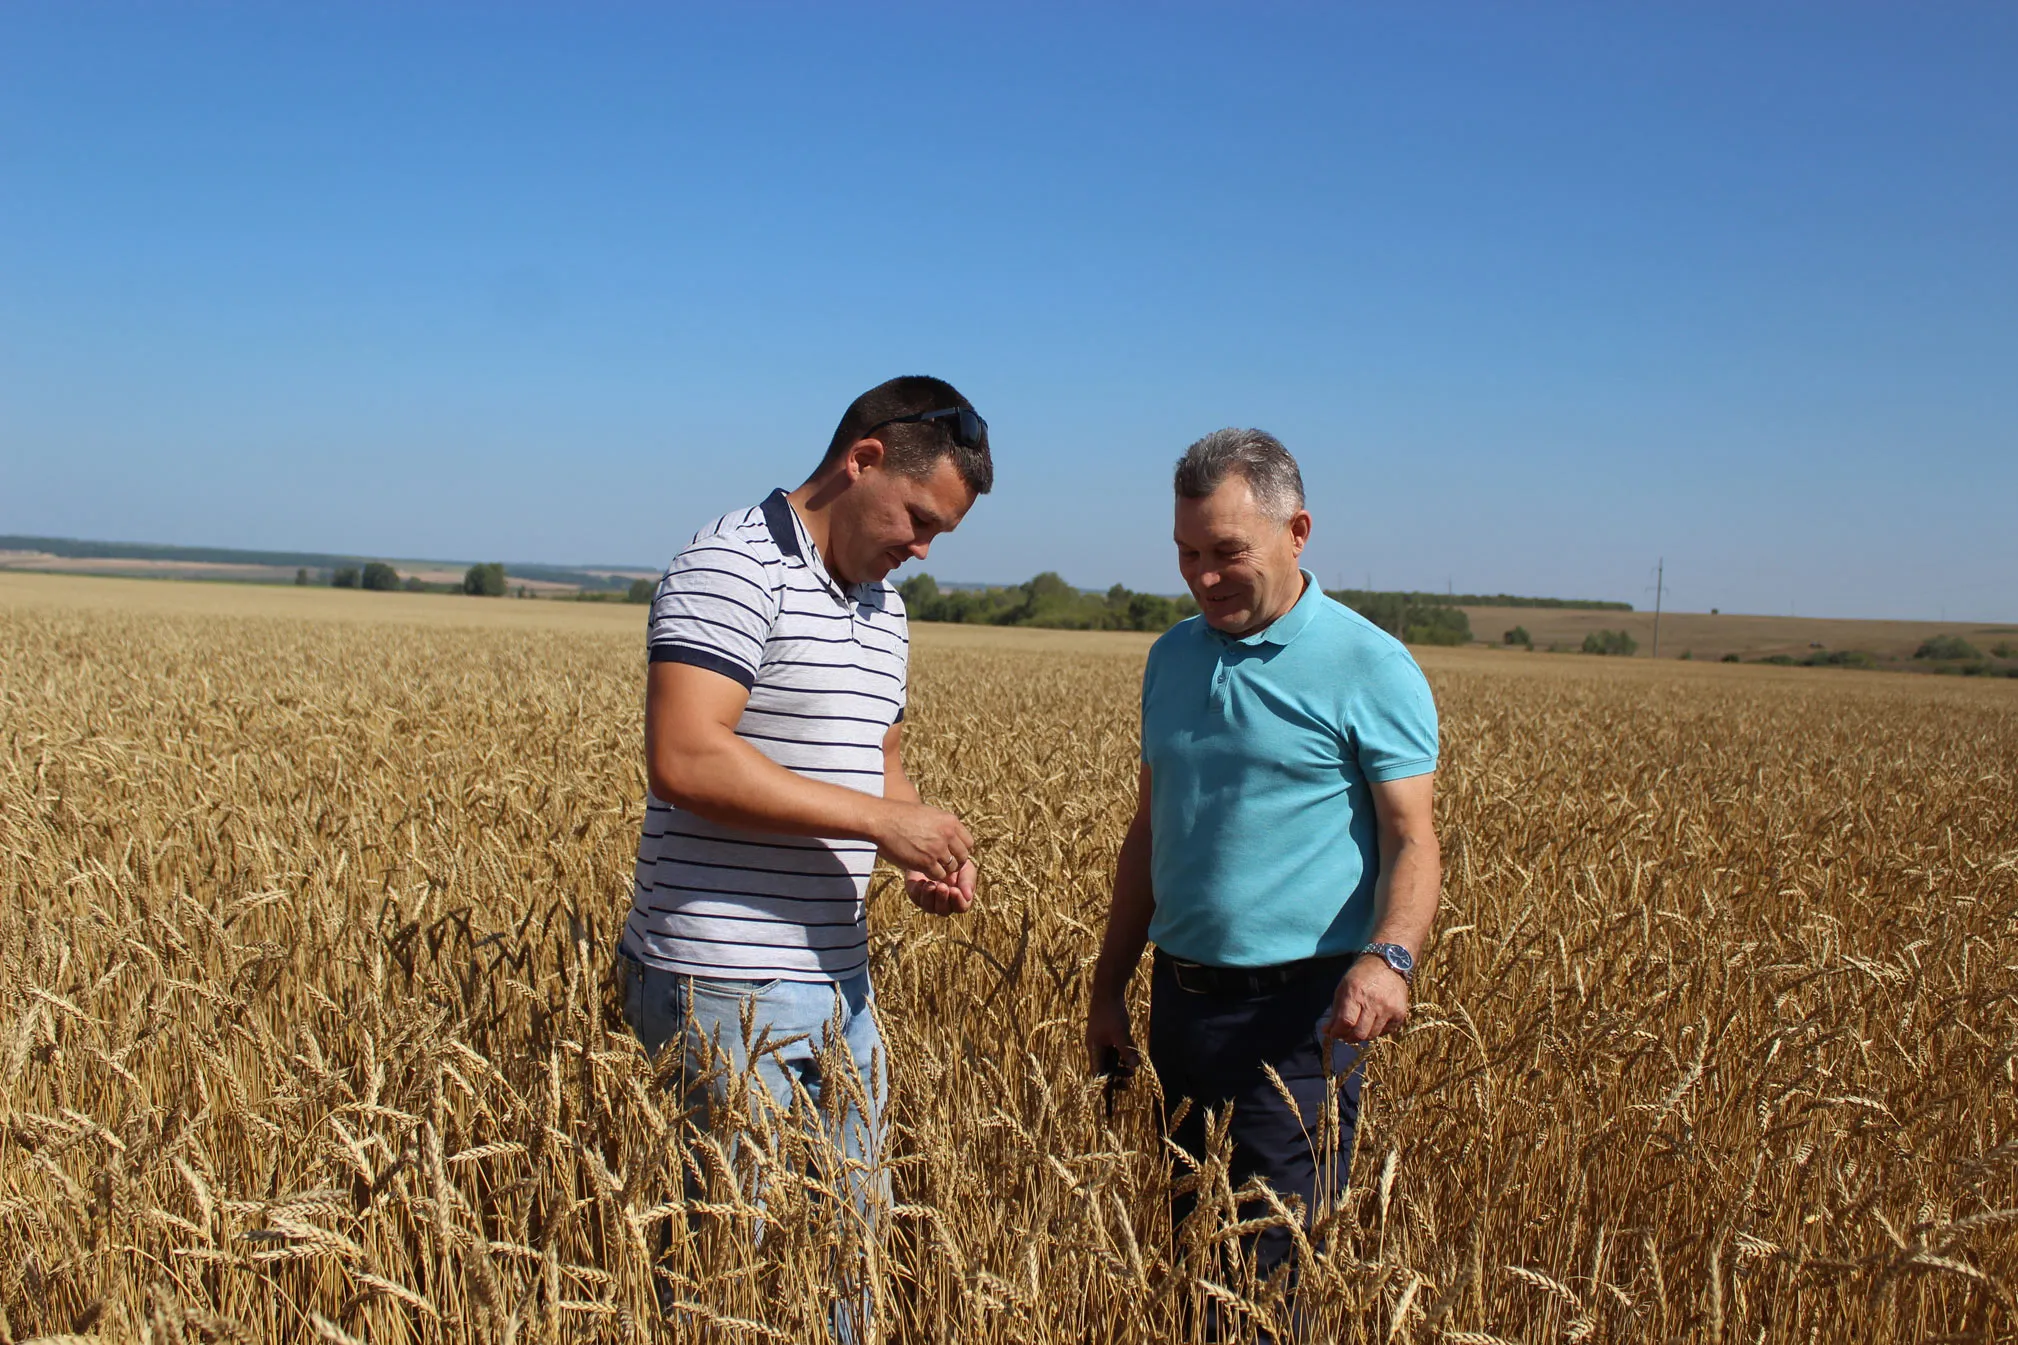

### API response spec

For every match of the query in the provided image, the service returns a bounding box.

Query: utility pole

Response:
[1652,557,1665,659]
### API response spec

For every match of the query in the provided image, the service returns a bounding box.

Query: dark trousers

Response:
[1148,951,1364,1282]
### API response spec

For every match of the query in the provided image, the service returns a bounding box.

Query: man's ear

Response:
[1289,509,1313,555]
[843,437,887,482]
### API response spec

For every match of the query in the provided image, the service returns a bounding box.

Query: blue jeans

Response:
[616,950,887,1336]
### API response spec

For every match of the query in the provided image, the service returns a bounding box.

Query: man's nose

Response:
[909,538,932,560]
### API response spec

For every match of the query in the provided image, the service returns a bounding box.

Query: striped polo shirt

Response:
[623,489,908,982]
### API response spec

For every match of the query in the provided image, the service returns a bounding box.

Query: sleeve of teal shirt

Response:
[1351,651,1439,782]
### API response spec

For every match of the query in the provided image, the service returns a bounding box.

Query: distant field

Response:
[0,569,645,629]
[0,547,655,595]
[1461,603,2018,663]
[0,550,310,584]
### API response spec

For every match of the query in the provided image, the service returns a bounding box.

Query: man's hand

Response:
[872,801,973,882]
[1324,955,1410,1044]
[1085,992,1138,1076]
[904,858,976,916]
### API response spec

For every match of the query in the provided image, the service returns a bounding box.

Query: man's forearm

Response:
[1365,835,1441,955]
[653,729,894,842]
[1091,817,1155,1000]
[882,765,922,807]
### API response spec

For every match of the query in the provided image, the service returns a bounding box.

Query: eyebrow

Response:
[913,504,951,531]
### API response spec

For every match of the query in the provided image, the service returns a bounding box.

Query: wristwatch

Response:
[1360,941,1415,985]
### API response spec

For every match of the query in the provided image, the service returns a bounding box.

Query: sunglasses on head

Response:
[863,406,988,451]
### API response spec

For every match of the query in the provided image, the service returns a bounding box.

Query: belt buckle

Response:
[1169,957,1212,995]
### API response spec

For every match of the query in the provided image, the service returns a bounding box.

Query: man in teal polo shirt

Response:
[1086,427,1442,1306]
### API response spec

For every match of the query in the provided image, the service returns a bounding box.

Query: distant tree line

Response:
[1581,629,1639,656]
[329,561,414,591]
[1751,649,1877,669]
[1324,590,1473,646]
[899,573,1200,632]
[574,578,657,604]
[897,574,1511,643]
[1377,590,1633,611]
[1916,635,1980,661]
[319,560,514,596]
[0,535,358,570]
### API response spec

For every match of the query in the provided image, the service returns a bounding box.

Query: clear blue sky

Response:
[4,4,2013,619]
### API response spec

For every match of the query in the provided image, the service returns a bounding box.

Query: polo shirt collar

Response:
[759,488,802,561]
[1220,569,1322,648]
[761,487,862,606]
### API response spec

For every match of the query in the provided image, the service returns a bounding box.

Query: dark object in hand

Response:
[1097,1045,1136,1118]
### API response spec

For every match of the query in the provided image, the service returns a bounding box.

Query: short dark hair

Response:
[819,375,993,495]
[1173,428,1305,521]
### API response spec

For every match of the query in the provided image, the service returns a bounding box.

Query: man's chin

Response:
[839,552,898,585]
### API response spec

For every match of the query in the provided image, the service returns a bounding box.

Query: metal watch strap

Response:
[1361,941,1415,984]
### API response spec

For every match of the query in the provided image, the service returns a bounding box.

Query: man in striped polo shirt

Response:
[614,377,990,1301]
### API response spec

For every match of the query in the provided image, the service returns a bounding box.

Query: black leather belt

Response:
[1155,948,1356,997]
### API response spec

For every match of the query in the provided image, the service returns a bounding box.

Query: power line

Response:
[1650,558,1668,658]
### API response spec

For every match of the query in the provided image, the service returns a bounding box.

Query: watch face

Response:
[1367,942,1413,975]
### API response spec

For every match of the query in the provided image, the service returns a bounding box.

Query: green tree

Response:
[1915,635,1981,661]
[1125,592,1179,631]
[1503,625,1532,648]
[627,577,656,604]
[887,571,1191,632]
[1328,589,1470,645]
[294,567,310,586]
[361,561,400,591]
[463,563,507,597]
[1805,649,1875,669]
[1342,591,1407,635]
[403,575,427,592]
[331,566,360,589]
[1581,629,1638,656]
[1010,572,1083,626]
[1403,607,1471,646]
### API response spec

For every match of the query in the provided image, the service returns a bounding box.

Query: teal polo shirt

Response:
[1141,571,1438,968]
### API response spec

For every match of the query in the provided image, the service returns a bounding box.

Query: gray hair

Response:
[1173,428,1306,521]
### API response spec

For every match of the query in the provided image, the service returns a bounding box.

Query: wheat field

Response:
[2,573,2015,1343]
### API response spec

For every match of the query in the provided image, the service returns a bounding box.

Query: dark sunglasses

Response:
[863,406,988,451]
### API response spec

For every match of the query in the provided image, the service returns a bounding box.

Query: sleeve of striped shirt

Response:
[890,589,909,724]
[646,539,779,689]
